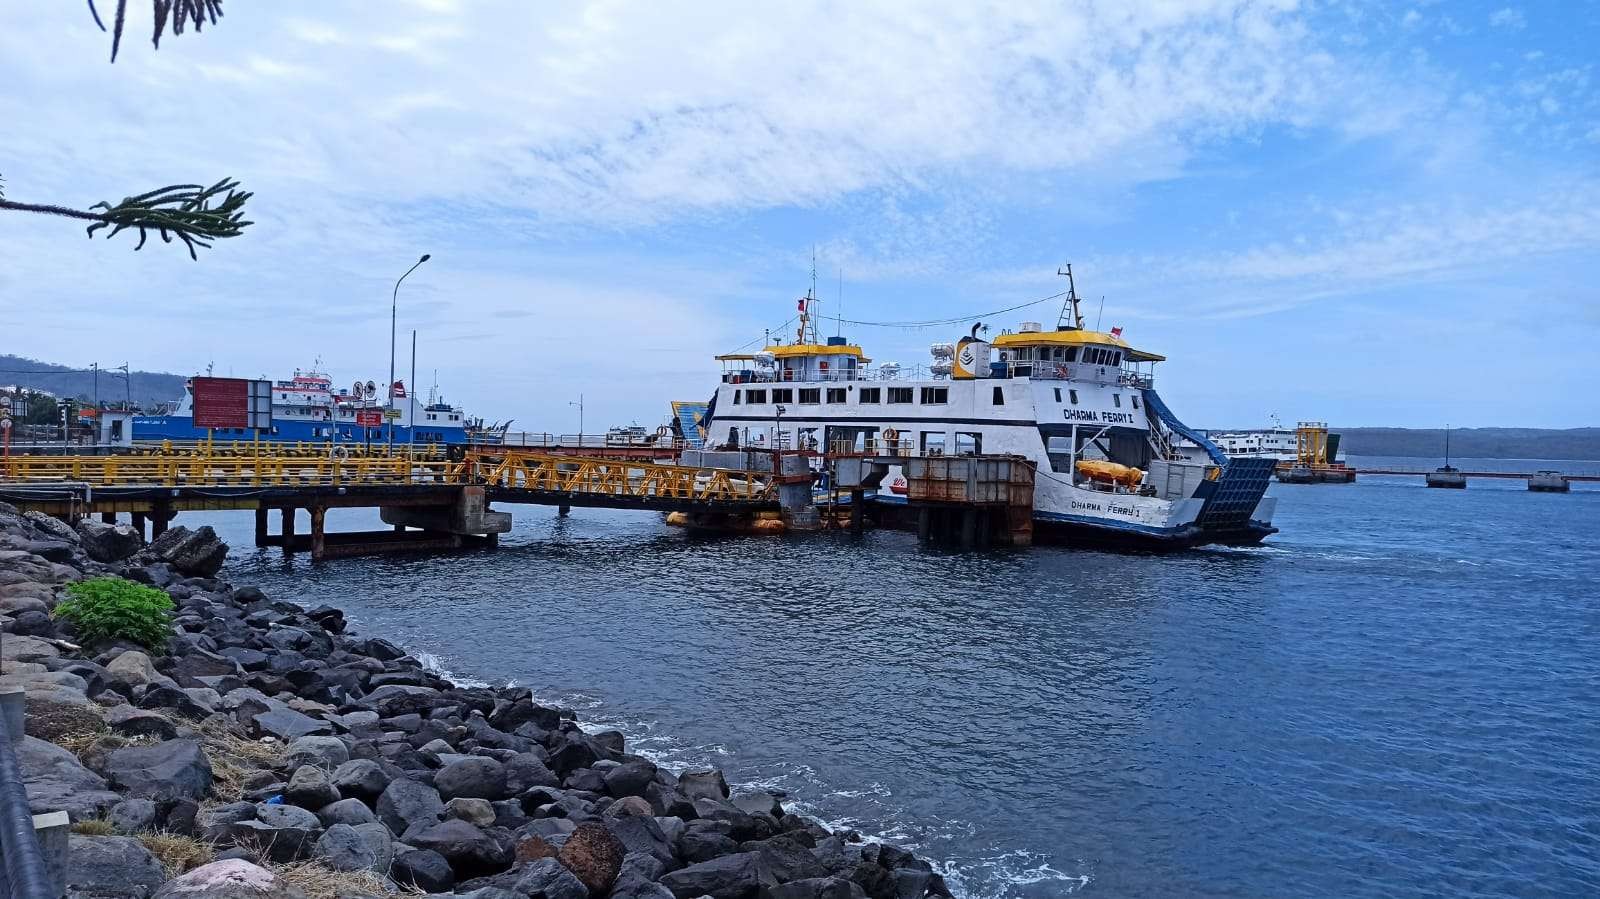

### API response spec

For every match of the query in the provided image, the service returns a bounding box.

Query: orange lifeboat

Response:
[1075,460,1144,487]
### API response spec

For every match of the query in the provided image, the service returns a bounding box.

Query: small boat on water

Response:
[1426,426,1467,488]
[695,268,1278,549]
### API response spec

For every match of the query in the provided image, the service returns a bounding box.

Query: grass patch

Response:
[188,714,285,802]
[138,831,216,878]
[52,723,111,757]
[71,818,116,836]
[269,860,416,899]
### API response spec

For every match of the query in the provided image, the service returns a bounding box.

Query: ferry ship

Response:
[132,367,496,445]
[1199,416,1346,463]
[699,270,1278,549]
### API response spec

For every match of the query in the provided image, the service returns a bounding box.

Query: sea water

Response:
[202,457,1600,897]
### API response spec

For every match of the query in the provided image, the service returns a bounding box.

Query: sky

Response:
[1,0,1597,430]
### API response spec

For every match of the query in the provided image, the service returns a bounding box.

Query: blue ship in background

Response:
[132,367,505,445]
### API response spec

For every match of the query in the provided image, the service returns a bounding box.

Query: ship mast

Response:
[1056,263,1084,331]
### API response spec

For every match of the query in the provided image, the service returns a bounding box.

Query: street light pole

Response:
[569,394,583,446]
[389,254,431,450]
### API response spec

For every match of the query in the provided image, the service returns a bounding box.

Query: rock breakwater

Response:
[0,503,951,899]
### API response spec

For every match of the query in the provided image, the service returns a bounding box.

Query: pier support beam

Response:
[100,511,115,525]
[131,512,146,541]
[281,508,296,553]
[149,507,172,539]
[255,508,269,546]
[310,506,327,561]
[850,489,864,535]
[558,503,571,517]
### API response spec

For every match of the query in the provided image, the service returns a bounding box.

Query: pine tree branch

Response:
[88,0,224,63]
[0,178,254,260]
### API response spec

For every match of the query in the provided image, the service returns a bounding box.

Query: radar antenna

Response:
[1056,264,1084,331]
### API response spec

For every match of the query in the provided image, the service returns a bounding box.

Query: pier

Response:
[0,446,785,560]
[1350,468,1592,491]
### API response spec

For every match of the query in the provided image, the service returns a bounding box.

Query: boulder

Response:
[246,705,331,741]
[23,511,79,543]
[10,609,55,636]
[608,870,677,899]
[107,649,177,690]
[512,857,589,899]
[436,755,508,800]
[105,703,180,740]
[660,852,777,899]
[447,796,497,827]
[110,797,160,833]
[678,769,730,802]
[20,683,104,742]
[283,734,349,770]
[557,821,626,895]
[76,519,144,562]
[376,777,444,837]
[604,759,658,798]
[146,525,229,577]
[152,858,309,899]
[681,827,739,865]
[504,752,560,793]
[138,684,213,719]
[353,820,395,873]
[169,647,244,685]
[515,833,563,865]
[313,822,380,872]
[391,848,455,893]
[66,834,167,898]
[331,758,389,800]
[409,817,508,870]
[767,877,868,899]
[605,796,655,819]
[315,796,378,827]
[248,802,325,862]
[284,765,341,809]
[1,634,60,664]
[607,814,676,870]
[102,738,213,801]
[17,735,122,819]
[305,604,345,633]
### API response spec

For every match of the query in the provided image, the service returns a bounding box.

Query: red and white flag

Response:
[1110,326,1123,338]
[797,297,806,312]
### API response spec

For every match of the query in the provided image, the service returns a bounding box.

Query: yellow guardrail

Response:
[466,450,777,503]
[0,453,460,488]
[0,448,778,504]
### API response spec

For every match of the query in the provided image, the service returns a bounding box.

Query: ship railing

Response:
[989,363,1152,388]
[490,432,685,451]
[125,439,449,459]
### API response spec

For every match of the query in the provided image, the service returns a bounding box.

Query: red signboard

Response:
[192,377,250,429]
[356,410,383,427]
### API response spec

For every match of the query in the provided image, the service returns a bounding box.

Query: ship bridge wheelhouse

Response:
[717,341,870,385]
[984,328,1163,388]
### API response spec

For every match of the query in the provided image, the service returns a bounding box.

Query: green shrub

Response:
[54,576,174,649]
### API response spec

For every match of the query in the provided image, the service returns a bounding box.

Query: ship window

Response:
[1110,352,1122,366]
[826,388,847,404]
[1113,394,1122,408]
[993,386,1004,405]
[1069,389,1079,405]
[1132,396,1140,410]
[921,431,946,454]
[747,389,767,404]
[859,387,881,404]
[732,391,741,405]
[772,389,794,403]
[888,387,913,404]
[1064,347,1078,362]
[1053,388,1061,402]
[919,387,948,404]
[799,388,820,404]
[955,432,982,455]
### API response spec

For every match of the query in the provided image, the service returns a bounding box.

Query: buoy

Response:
[665,512,689,527]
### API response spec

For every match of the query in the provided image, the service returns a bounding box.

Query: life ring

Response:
[881,427,899,444]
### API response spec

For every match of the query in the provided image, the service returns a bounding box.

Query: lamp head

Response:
[419,254,431,263]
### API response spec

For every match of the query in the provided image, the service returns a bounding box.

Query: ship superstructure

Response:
[699,269,1278,548]
[132,366,485,445]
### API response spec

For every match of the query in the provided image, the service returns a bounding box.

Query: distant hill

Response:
[0,355,186,410]
[1333,427,1600,461]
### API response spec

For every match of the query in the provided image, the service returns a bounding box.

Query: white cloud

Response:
[1489,7,1526,29]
